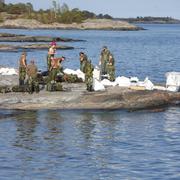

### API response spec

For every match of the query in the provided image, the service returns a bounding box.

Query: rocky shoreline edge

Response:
[0,74,180,111]
[0,19,144,31]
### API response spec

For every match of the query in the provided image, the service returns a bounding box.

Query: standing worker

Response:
[79,52,94,91]
[19,52,27,86]
[84,60,94,91]
[26,60,39,94]
[106,53,115,81]
[99,46,111,80]
[47,41,56,71]
[79,52,88,72]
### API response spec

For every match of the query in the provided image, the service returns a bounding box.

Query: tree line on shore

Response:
[0,1,112,24]
[117,16,180,23]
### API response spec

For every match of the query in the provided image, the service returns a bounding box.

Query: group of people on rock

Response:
[18,41,115,93]
[19,52,39,93]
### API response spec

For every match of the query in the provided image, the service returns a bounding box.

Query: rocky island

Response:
[0,18,144,31]
[0,74,180,111]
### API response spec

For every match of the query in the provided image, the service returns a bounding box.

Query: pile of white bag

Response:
[63,67,180,93]
[63,68,85,81]
[0,67,18,75]
[166,72,180,92]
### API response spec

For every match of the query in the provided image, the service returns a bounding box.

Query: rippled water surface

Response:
[0,25,180,179]
[0,24,180,82]
[0,109,180,179]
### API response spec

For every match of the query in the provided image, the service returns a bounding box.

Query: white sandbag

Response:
[167,86,179,92]
[93,66,101,81]
[63,68,85,81]
[130,77,139,83]
[143,77,154,90]
[63,68,77,75]
[0,68,18,75]
[153,86,166,91]
[93,78,105,91]
[137,77,154,90]
[101,79,117,86]
[76,69,85,81]
[166,72,180,87]
[115,76,131,87]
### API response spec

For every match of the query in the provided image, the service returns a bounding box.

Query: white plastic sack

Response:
[137,77,154,90]
[166,72,180,87]
[93,78,105,91]
[63,68,85,81]
[63,68,77,75]
[76,69,85,81]
[153,86,166,91]
[143,77,154,90]
[115,76,131,87]
[101,79,117,87]
[167,86,179,92]
[130,77,139,84]
[93,66,101,81]
[0,68,18,75]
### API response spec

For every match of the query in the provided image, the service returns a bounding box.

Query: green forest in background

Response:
[0,1,112,23]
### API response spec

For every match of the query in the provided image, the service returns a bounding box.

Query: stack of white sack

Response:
[166,72,180,92]
[115,76,154,90]
[93,66,101,81]
[137,77,154,90]
[63,68,85,81]
[115,76,131,87]
[93,78,105,91]
[0,67,18,75]
[101,79,117,87]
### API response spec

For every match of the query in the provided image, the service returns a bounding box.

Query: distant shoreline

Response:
[116,17,180,25]
[0,18,144,31]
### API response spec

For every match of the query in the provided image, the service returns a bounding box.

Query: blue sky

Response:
[6,0,180,19]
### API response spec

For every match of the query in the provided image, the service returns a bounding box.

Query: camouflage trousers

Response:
[101,62,108,76]
[46,82,63,92]
[47,54,54,71]
[107,65,115,81]
[19,66,26,85]
[27,76,39,94]
[49,68,59,82]
[85,75,93,91]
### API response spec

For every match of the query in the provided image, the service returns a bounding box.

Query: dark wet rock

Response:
[0,33,84,42]
[0,44,74,52]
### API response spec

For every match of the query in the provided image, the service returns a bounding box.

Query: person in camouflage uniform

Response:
[49,57,65,81]
[99,46,111,79]
[47,56,65,91]
[106,53,115,81]
[79,52,88,72]
[79,52,94,91]
[84,60,94,91]
[26,60,39,94]
[19,52,27,86]
[47,41,56,71]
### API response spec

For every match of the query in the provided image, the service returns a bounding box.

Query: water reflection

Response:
[163,108,180,133]
[0,109,179,179]
[77,112,95,141]
[14,110,38,151]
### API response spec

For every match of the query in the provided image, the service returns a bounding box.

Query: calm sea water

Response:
[0,25,180,179]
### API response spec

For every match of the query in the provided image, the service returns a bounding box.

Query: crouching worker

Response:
[47,56,65,91]
[26,60,39,94]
